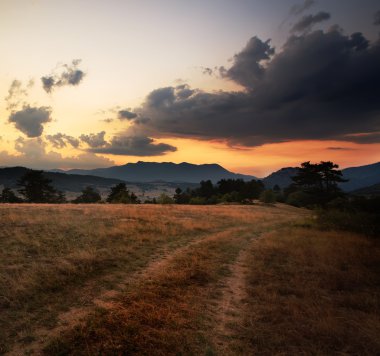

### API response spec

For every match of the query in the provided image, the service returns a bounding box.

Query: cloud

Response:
[118,109,137,120]
[79,131,107,148]
[41,59,86,93]
[202,67,214,76]
[46,133,80,148]
[291,11,331,33]
[8,106,52,138]
[221,37,275,89]
[0,137,114,170]
[290,0,316,16]
[327,147,356,151]
[374,10,380,26]
[4,79,33,111]
[86,134,177,156]
[127,28,380,147]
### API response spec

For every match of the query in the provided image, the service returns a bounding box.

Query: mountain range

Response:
[1,161,380,196]
[53,161,256,183]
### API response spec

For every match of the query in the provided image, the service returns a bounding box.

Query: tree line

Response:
[0,161,375,208]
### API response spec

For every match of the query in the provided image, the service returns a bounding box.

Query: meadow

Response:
[0,204,379,355]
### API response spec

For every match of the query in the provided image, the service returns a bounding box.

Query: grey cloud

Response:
[327,147,356,151]
[87,135,177,156]
[102,118,114,123]
[80,131,107,148]
[46,133,80,148]
[5,80,30,111]
[118,109,137,120]
[8,106,52,138]
[291,11,331,33]
[222,37,275,90]
[202,67,213,76]
[290,0,316,16]
[374,10,380,26]
[41,59,86,93]
[340,132,380,144]
[128,28,380,146]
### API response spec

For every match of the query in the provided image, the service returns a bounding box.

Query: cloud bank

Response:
[81,132,177,156]
[0,137,114,170]
[125,27,379,147]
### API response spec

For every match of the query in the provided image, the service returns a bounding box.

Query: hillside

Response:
[262,162,380,192]
[61,161,256,183]
[0,167,124,193]
[340,162,380,191]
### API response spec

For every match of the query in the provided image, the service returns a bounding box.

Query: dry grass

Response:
[4,203,377,355]
[44,230,249,355]
[0,203,303,354]
[242,227,380,355]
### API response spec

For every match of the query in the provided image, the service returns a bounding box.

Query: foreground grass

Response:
[45,230,250,355]
[242,227,380,355]
[3,203,377,355]
[0,203,301,354]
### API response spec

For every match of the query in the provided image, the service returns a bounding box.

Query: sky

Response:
[1,0,380,177]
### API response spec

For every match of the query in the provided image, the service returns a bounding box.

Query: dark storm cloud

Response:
[46,133,80,148]
[80,131,107,148]
[118,109,137,120]
[41,59,86,93]
[374,10,380,25]
[291,11,331,33]
[87,135,177,156]
[290,0,316,16]
[221,37,275,89]
[129,28,380,146]
[8,106,52,138]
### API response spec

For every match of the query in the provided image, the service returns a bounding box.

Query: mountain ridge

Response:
[59,161,257,183]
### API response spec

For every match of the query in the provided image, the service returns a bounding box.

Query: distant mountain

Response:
[0,167,124,193]
[339,162,380,192]
[262,162,380,192]
[351,183,380,197]
[262,167,299,189]
[61,161,257,183]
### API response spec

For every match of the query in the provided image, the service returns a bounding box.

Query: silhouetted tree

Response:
[173,187,190,204]
[106,183,140,204]
[0,187,22,203]
[17,170,63,203]
[291,161,347,206]
[198,180,215,199]
[73,186,101,203]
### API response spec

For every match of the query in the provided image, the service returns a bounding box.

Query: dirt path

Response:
[7,226,244,356]
[211,235,261,355]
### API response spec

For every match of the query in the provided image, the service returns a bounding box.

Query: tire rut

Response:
[211,234,263,355]
[6,226,244,356]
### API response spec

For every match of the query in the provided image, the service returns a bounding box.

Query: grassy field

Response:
[0,204,379,355]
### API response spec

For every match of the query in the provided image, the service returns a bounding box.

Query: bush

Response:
[189,197,207,205]
[157,193,174,204]
[286,191,313,207]
[259,190,276,204]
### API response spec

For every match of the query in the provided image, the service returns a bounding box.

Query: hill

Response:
[339,162,380,191]
[262,162,380,192]
[0,167,124,193]
[351,183,380,197]
[262,167,299,189]
[61,161,256,183]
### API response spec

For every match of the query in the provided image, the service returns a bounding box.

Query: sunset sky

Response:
[1,0,380,177]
